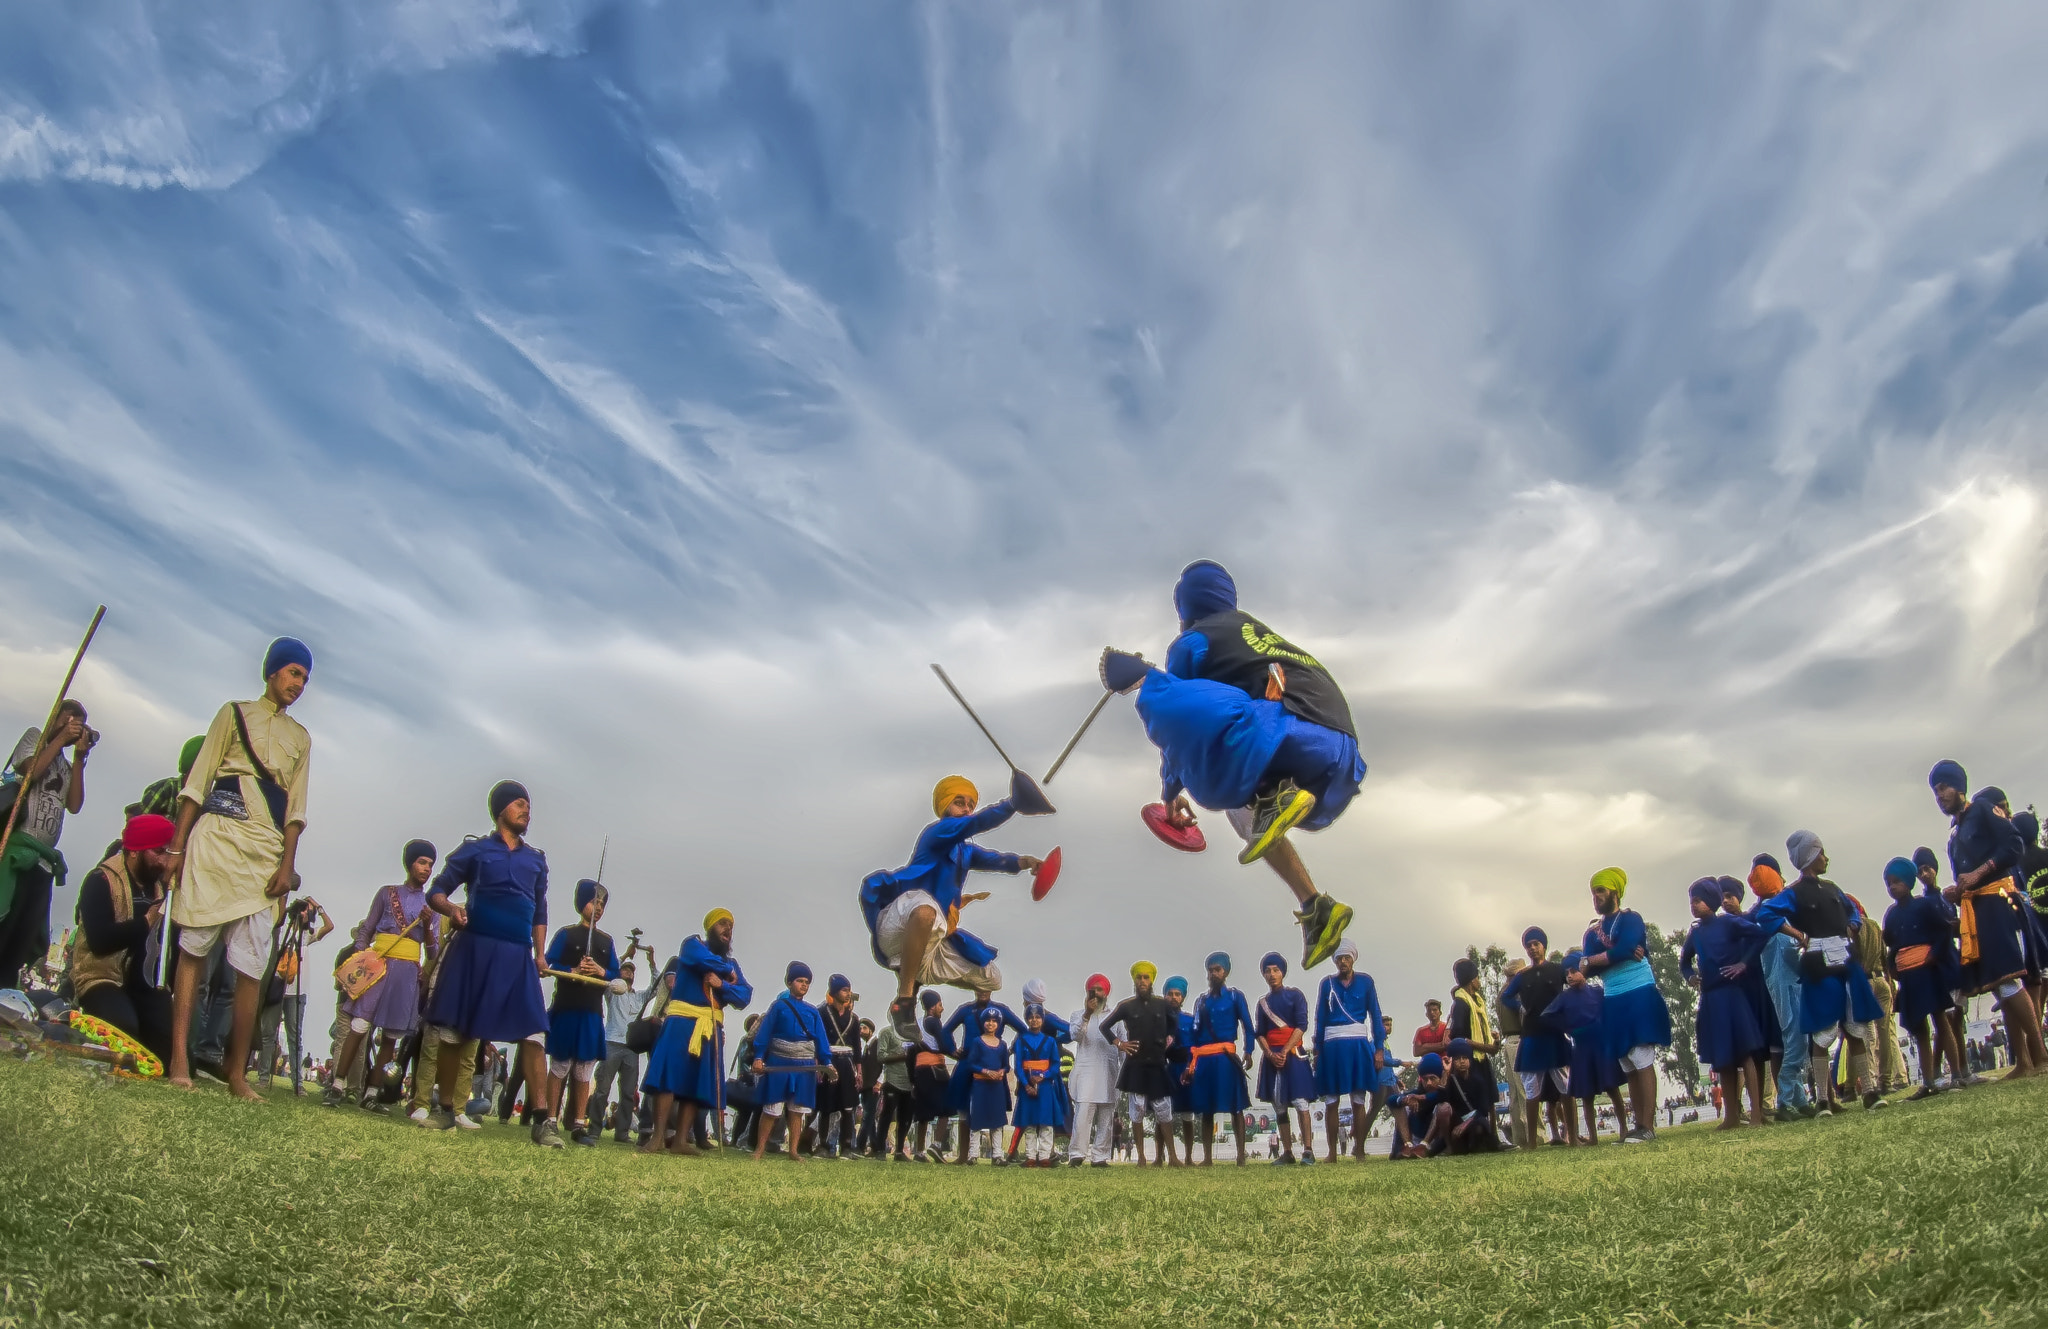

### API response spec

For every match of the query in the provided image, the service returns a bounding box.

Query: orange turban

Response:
[932,775,978,817]
[1748,863,1784,899]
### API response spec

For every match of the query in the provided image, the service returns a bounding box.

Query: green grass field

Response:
[1,1058,2043,1327]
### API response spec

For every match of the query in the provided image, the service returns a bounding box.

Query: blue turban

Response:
[1174,561,1238,629]
[1163,975,1188,998]
[1447,1037,1472,1058]
[1205,951,1231,974]
[1259,951,1287,975]
[401,839,437,869]
[262,636,313,681]
[1417,1052,1444,1077]
[1884,857,1918,884]
[1561,948,1584,975]
[978,1005,1004,1028]
[1929,760,1968,793]
[1023,1003,1045,1021]
[488,780,528,821]
[1688,877,1724,910]
[1752,853,1781,874]
[574,879,607,912]
[1912,846,1939,874]
[919,989,941,1010]
[1976,786,2008,810]
[1521,926,1547,948]
[1718,876,1744,902]
[785,961,812,985]
[828,973,852,995]
[2015,811,2040,847]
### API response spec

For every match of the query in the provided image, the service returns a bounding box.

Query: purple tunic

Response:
[341,883,439,1033]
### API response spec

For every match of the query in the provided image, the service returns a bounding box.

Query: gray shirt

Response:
[603,975,646,1045]
[7,727,72,846]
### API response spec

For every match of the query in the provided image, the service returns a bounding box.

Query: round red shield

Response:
[1031,846,1063,900]
[1141,802,1207,853]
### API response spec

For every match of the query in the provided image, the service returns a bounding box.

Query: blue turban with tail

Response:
[1174,561,1238,629]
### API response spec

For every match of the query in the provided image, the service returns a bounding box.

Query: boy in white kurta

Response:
[166,638,313,1098]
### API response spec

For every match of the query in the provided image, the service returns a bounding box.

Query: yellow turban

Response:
[932,775,978,817]
[1589,867,1628,900]
[703,907,733,933]
[1130,960,1158,983]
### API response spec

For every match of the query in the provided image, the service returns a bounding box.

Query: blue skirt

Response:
[1695,986,1765,1069]
[1314,1038,1377,1097]
[546,1009,607,1063]
[423,932,546,1043]
[1600,985,1673,1063]
[1568,1027,1621,1099]
[1013,1075,1068,1128]
[967,1077,1011,1131]
[1514,1031,1571,1074]
[1893,964,1953,1027]
[1962,890,2029,993]
[643,1016,724,1107]
[1738,966,1780,1053]
[757,1057,818,1111]
[1257,1050,1317,1106]
[1169,1063,1195,1115]
[1190,1051,1251,1115]
[1801,962,1885,1034]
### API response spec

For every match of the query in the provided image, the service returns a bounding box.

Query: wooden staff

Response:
[543,967,612,987]
[0,606,105,867]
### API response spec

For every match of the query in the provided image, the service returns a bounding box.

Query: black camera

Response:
[286,897,318,926]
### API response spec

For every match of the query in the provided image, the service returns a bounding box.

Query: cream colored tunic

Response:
[173,697,311,928]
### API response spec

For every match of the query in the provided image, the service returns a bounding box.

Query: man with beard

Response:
[640,908,753,1155]
[1101,961,1184,1166]
[69,814,177,1064]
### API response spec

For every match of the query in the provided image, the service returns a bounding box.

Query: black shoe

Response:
[191,1058,228,1084]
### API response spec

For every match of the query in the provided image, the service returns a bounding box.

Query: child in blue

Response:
[1185,951,1256,1165]
[1715,877,1781,1094]
[747,962,834,1162]
[641,908,752,1155]
[1881,856,1963,1100]
[1254,951,1318,1164]
[961,1005,1013,1164]
[1572,867,1670,1144]
[1502,927,1572,1146]
[1389,1052,1451,1159]
[941,990,1030,1160]
[1544,948,1626,1146]
[1314,937,1384,1162]
[1164,976,1198,1163]
[424,780,555,1145]
[541,879,621,1147]
[1099,562,1363,968]
[1680,877,1768,1130]
[1011,1004,1067,1167]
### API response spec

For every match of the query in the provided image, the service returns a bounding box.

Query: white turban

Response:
[1332,938,1359,963]
[1786,829,1825,872]
[1021,978,1047,1006]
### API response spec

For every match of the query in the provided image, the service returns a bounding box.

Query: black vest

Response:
[1187,610,1355,738]
[548,926,616,1015]
[1789,878,1850,940]
[1517,960,1567,1037]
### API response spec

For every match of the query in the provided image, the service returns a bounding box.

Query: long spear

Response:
[0,606,105,867]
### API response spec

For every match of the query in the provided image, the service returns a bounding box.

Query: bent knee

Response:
[909,905,938,927]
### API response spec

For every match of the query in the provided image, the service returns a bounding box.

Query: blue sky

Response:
[4,2,2046,1032]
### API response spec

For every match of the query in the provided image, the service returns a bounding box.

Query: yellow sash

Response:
[665,999,724,1056]
[370,932,422,964]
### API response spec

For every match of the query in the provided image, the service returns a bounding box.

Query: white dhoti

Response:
[874,890,1001,992]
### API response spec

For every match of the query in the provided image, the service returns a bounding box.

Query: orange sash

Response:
[1894,944,1933,972]
[1021,1059,1051,1073]
[1188,1041,1238,1063]
[914,1051,947,1069]
[1958,876,2017,966]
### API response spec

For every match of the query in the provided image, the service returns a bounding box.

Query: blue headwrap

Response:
[1976,786,2008,810]
[1687,877,1723,910]
[1205,951,1231,974]
[1884,857,1919,884]
[574,879,607,912]
[1174,561,1238,629]
[1561,948,1585,975]
[978,1005,1004,1028]
[1718,875,1745,902]
[828,973,852,995]
[1447,1037,1472,1058]
[785,961,812,985]
[1417,1052,1444,1077]
[488,780,529,821]
[2015,811,2040,847]
[1912,846,1939,874]
[919,989,941,1010]
[262,636,313,681]
[1023,1003,1045,1021]
[1259,951,1287,975]
[1928,759,1968,793]
[401,839,437,869]
[1521,926,1547,948]
[1752,853,1781,874]
[1163,975,1188,998]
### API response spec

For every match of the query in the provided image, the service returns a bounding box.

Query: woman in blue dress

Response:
[1010,1005,1067,1167]
[1253,951,1318,1165]
[960,1006,1012,1164]
[1681,877,1768,1130]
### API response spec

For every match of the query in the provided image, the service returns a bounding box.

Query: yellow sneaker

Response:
[1238,786,1316,865]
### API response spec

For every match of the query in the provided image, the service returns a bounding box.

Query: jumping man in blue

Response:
[1314,937,1384,1161]
[749,962,836,1162]
[1184,952,1256,1166]
[1100,561,1365,968]
[640,907,753,1156]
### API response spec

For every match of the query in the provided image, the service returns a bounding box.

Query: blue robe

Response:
[1312,971,1384,1098]
[1169,1011,1197,1114]
[1011,1029,1069,1128]
[1585,910,1672,1062]
[1684,913,1768,1069]
[542,924,621,1063]
[1253,985,1317,1106]
[1542,973,1620,1100]
[942,999,1030,1113]
[1883,894,1959,1028]
[857,801,1023,971]
[643,935,753,1107]
[423,832,550,1042]
[750,990,833,1110]
[1947,796,2031,990]
[1188,985,1255,1115]
[958,1033,1012,1131]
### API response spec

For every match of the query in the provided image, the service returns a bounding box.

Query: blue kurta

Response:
[1541,979,1619,1099]
[1011,1030,1069,1128]
[423,832,551,1042]
[1253,985,1317,1105]
[958,1034,1012,1131]
[1685,913,1768,1069]
[1883,894,1959,1026]
[1312,971,1384,1098]
[542,924,622,1063]
[1585,910,1672,1062]
[643,935,754,1107]
[1169,1011,1197,1114]
[1188,985,1255,1115]
[857,801,1023,971]
[750,990,833,1110]
[942,998,1030,1113]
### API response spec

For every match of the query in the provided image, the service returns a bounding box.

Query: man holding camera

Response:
[165,638,315,1100]
[2,699,94,992]
[589,934,655,1143]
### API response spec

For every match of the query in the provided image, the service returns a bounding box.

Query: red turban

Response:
[1085,973,1111,995]
[122,814,176,853]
